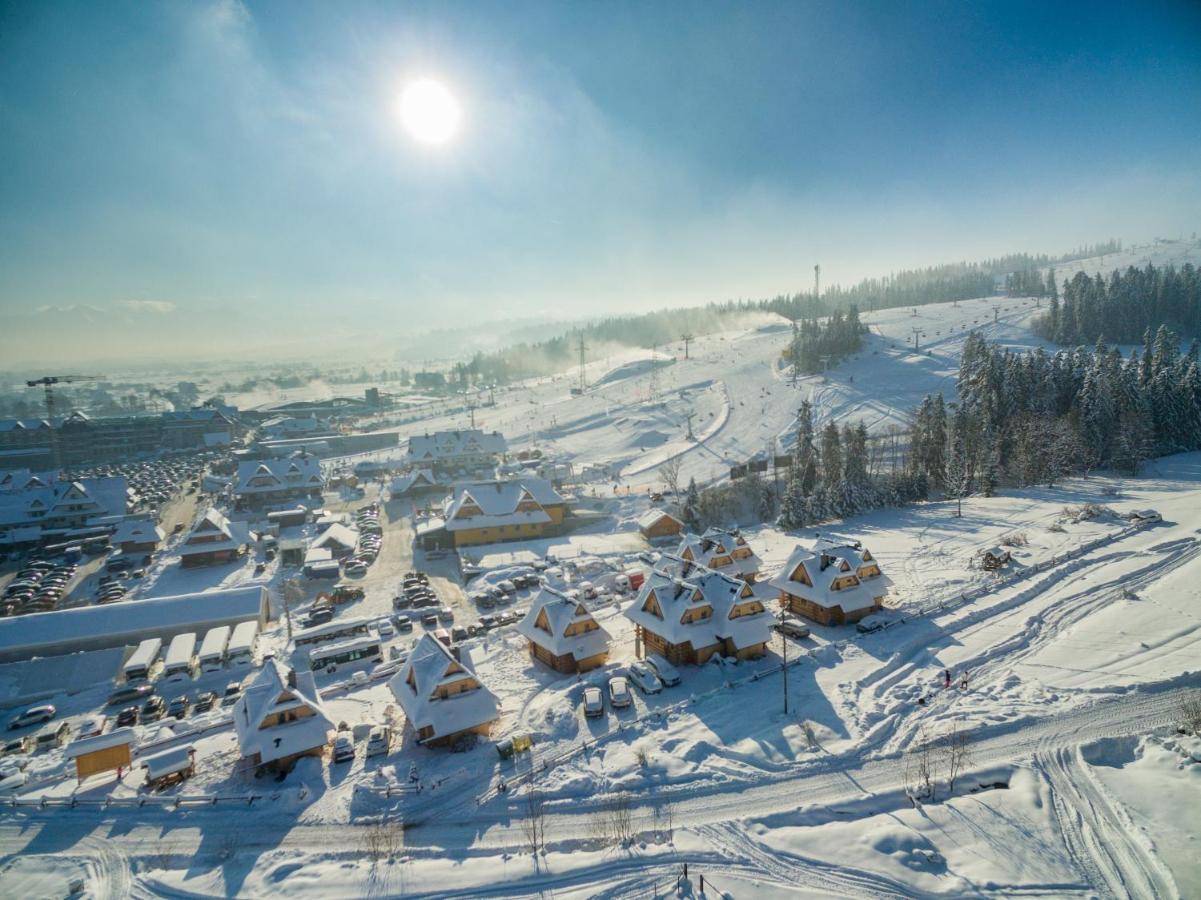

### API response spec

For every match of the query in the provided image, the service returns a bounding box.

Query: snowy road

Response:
[0,685,1191,898]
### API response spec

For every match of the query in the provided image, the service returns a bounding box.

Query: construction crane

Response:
[25,375,100,420]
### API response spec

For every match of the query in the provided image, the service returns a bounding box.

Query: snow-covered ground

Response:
[3,243,1201,897]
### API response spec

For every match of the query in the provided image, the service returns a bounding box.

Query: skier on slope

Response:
[943,669,951,689]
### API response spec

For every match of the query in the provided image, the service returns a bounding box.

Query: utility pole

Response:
[685,412,695,440]
[911,327,922,352]
[681,333,693,360]
[789,318,800,387]
[780,617,789,715]
[577,334,587,394]
[992,304,1000,323]
[813,264,820,307]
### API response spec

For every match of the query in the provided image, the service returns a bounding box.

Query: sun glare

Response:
[399,78,461,145]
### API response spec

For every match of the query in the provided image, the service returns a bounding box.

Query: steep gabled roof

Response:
[233,660,333,764]
[406,429,507,463]
[623,558,773,653]
[387,634,499,741]
[516,587,611,661]
[767,540,889,613]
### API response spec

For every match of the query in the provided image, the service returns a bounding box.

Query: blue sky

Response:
[1,0,1199,359]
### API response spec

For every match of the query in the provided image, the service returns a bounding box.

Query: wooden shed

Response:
[637,508,684,542]
[63,727,136,783]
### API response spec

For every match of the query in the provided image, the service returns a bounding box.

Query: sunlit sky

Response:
[2,0,1200,363]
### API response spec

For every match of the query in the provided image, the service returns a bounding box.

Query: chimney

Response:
[287,668,297,688]
[820,553,831,572]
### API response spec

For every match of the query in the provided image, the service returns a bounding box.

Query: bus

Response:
[227,620,259,667]
[293,616,373,647]
[197,626,231,673]
[122,637,162,683]
[309,633,382,673]
[163,632,198,682]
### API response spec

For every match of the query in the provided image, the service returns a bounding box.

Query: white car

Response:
[775,618,811,640]
[333,733,355,763]
[582,686,604,718]
[438,606,454,622]
[644,654,681,687]
[365,725,391,757]
[377,620,395,638]
[76,715,107,738]
[344,561,368,577]
[628,662,663,695]
[7,705,56,730]
[608,676,632,709]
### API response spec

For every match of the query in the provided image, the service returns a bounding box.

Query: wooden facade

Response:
[778,592,880,626]
[72,743,132,783]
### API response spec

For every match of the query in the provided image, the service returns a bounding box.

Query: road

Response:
[0,685,1190,899]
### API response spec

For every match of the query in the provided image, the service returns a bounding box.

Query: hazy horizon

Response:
[2,1,1200,367]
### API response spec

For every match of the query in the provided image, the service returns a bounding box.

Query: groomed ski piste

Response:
[2,240,1200,898]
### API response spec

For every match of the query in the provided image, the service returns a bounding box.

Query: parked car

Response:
[394,613,413,632]
[644,654,682,687]
[438,606,454,622]
[168,696,191,719]
[582,685,605,718]
[775,618,811,640]
[497,579,517,595]
[451,625,469,643]
[479,615,498,631]
[344,561,368,577]
[7,705,56,730]
[302,608,335,628]
[221,682,241,707]
[420,611,438,627]
[194,691,217,713]
[76,715,106,738]
[856,612,893,634]
[141,695,166,722]
[107,684,153,706]
[35,722,71,750]
[365,725,391,757]
[608,676,632,708]
[628,661,663,695]
[115,706,139,727]
[333,733,355,763]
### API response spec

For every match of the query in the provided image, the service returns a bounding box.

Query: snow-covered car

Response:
[377,619,395,639]
[608,676,632,708]
[168,696,191,719]
[221,682,242,706]
[75,715,106,738]
[582,686,604,718]
[333,733,355,763]
[344,561,369,577]
[628,662,663,694]
[497,579,517,595]
[365,725,391,757]
[644,654,681,687]
[394,613,413,632]
[438,606,454,622]
[775,618,811,640]
[0,771,27,793]
[856,612,896,634]
[7,705,56,730]
[194,691,217,712]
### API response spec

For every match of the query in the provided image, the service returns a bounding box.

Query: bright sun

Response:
[398,79,461,145]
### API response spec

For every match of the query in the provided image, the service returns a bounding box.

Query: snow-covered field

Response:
[2,242,1201,898]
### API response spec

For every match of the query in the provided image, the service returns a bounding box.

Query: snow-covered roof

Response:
[442,478,564,532]
[110,519,165,546]
[766,541,889,613]
[623,559,774,653]
[406,429,507,463]
[142,745,195,780]
[390,469,438,494]
[0,475,128,528]
[233,660,332,764]
[0,585,268,663]
[637,508,683,530]
[64,727,136,758]
[234,456,324,496]
[516,587,611,661]
[179,508,248,556]
[671,527,761,579]
[311,522,359,552]
[388,634,499,742]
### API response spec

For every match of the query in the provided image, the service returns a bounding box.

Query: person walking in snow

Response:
[960,671,969,690]
[943,669,951,689]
